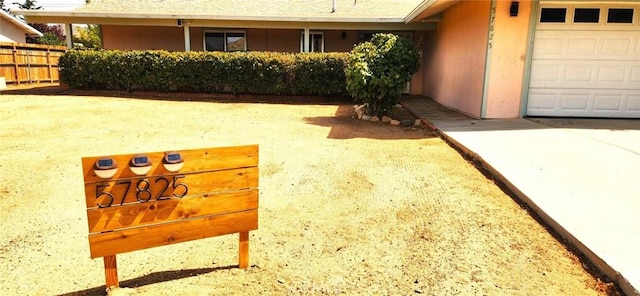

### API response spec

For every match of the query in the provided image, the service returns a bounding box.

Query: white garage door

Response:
[527,4,640,118]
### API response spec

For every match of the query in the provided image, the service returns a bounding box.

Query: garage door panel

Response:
[530,60,638,89]
[597,66,626,83]
[594,94,624,111]
[529,62,561,88]
[602,37,634,55]
[564,65,593,83]
[632,67,640,83]
[533,30,640,60]
[568,37,598,56]
[533,36,564,56]
[529,89,640,117]
[628,95,640,112]
[561,93,590,110]
[528,92,558,111]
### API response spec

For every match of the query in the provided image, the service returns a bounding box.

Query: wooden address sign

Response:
[81,145,259,288]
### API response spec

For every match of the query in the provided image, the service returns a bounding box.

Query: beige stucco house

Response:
[0,9,42,43]
[15,0,640,119]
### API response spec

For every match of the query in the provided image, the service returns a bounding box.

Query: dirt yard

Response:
[0,91,619,295]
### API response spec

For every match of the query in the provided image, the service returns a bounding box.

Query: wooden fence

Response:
[0,42,66,85]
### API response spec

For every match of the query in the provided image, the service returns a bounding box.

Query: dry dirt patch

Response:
[0,94,618,295]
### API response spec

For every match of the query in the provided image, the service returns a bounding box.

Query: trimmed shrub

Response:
[345,33,420,116]
[290,53,347,95]
[58,50,349,97]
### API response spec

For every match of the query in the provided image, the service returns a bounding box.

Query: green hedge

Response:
[58,50,348,96]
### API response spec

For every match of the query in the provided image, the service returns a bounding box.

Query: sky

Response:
[8,0,85,10]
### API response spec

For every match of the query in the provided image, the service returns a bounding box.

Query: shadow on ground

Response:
[0,84,351,105]
[304,105,437,140]
[56,265,237,296]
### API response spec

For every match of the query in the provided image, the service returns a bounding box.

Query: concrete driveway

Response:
[402,97,640,296]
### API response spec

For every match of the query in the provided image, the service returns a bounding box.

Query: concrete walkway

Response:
[401,96,640,296]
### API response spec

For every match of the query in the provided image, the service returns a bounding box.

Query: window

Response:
[540,8,567,23]
[300,32,324,52]
[574,8,600,23]
[608,8,634,23]
[204,31,246,52]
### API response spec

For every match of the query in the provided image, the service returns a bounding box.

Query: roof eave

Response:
[405,0,460,23]
[13,9,409,24]
[405,0,437,23]
[2,10,43,36]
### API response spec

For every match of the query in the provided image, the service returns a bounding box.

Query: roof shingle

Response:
[75,0,424,19]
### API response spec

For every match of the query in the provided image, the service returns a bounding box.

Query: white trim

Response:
[300,31,324,52]
[65,23,73,49]
[0,9,42,36]
[303,28,310,52]
[12,9,409,23]
[405,0,439,23]
[480,0,496,119]
[202,30,247,52]
[183,25,191,52]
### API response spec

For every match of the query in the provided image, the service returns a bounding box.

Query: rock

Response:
[381,116,392,123]
[401,119,413,127]
[414,119,422,126]
[362,115,372,121]
[370,116,380,122]
[395,104,403,108]
[390,120,401,126]
[354,105,366,119]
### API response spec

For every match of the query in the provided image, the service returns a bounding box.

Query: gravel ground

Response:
[0,92,619,295]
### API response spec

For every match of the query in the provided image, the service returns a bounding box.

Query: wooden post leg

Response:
[239,231,249,269]
[103,255,119,288]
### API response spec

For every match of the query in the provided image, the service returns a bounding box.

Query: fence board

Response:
[0,42,66,85]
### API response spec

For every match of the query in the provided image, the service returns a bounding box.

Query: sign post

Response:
[81,145,259,288]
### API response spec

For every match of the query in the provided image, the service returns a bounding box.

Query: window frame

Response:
[573,8,601,23]
[607,8,635,24]
[538,4,639,30]
[300,31,324,53]
[203,30,247,52]
[540,7,568,23]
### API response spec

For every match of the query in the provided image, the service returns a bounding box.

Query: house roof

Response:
[0,9,43,36]
[77,0,422,19]
[13,0,448,30]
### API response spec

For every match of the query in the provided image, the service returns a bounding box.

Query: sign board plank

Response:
[87,189,258,233]
[81,145,258,184]
[89,209,258,258]
[83,167,258,208]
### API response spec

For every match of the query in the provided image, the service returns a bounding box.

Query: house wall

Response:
[102,25,186,50]
[484,0,532,118]
[0,18,27,43]
[421,0,491,118]
[102,26,346,52]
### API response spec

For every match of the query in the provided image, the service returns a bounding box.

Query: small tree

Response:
[345,33,420,117]
[27,23,65,46]
[13,0,41,10]
[74,25,102,49]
